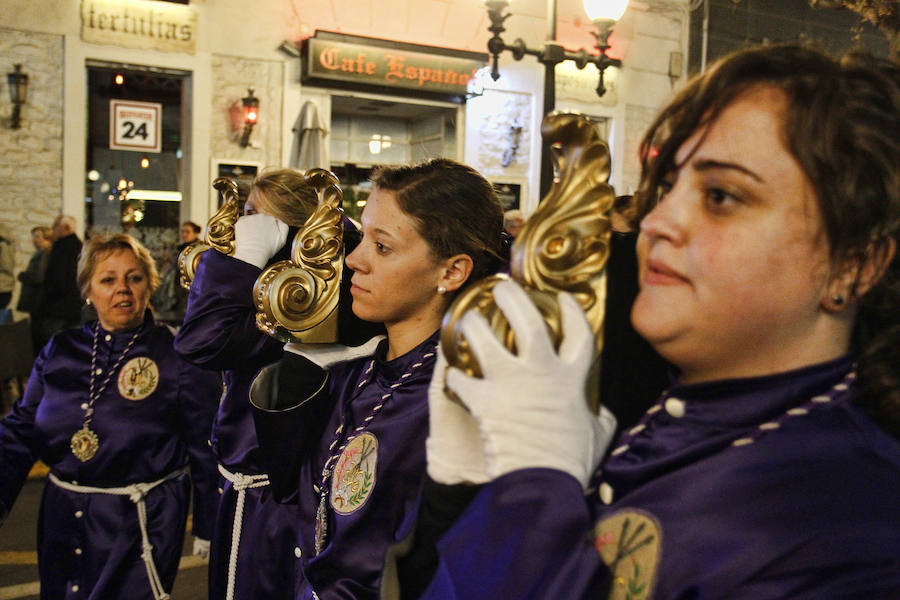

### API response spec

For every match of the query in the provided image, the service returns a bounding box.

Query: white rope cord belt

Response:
[217,463,270,600]
[48,468,187,600]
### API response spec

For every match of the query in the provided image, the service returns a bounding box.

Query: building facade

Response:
[1,0,692,315]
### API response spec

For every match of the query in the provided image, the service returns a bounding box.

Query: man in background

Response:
[0,223,15,317]
[36,215,83,347]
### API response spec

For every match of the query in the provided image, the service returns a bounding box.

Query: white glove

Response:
[284,335,385,369]
[425,346,489,485]
[446,279,617,488]
[232,213,290,268]
[192,537,210,559]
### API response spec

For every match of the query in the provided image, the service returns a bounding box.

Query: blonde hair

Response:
[77,233,161,298]
[250,168,319,226]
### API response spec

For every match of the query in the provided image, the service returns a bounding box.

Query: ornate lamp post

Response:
[485,0,628,197]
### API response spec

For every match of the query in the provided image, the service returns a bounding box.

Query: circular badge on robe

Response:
[331,432,378,515]
[117,356,159,401]
[592,509,661,600]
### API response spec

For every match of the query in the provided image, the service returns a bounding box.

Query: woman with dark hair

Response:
[0,233,220,599]
[178,221,202,253]
[419,45,900,598]
[175,167,327,600]
[250,158,506,599]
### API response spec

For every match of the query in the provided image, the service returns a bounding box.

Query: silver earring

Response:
[437,285,447,295]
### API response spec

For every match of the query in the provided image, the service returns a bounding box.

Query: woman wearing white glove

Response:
[392,281,616,599]
[418,45,900,600]
[249,158,508,600]
[175,168,330,600]
[445,279,616,487]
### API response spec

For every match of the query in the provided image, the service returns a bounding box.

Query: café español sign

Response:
[305,35,486,97]
[82,0,197,54]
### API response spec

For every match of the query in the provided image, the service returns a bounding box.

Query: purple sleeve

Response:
[423,469,610,599]
[175,356,222,539]
[0,345,48,519]
[175,250,283,372]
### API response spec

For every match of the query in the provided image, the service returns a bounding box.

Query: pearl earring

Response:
[437,285,447,295]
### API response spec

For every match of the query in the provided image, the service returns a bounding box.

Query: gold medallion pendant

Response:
[70,425,100,462]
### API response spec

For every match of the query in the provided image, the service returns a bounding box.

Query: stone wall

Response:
[0,27,64,313]
[210,55,284,172]
[466,89,534,203]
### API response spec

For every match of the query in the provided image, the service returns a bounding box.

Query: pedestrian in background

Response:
[36,215,83,346]
[16,225,53,353]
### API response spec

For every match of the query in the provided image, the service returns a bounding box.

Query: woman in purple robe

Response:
[0,233,220,600]
[418,45,900,598]
[175,167,378,600]
[249,158,507,599]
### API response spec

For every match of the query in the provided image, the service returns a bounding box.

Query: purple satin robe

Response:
[424,356,900,599]
[254,332,438,600]
[0,312,220,599]
[175,249,301,600]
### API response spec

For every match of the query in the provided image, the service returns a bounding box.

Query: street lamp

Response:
[484,0,627,197]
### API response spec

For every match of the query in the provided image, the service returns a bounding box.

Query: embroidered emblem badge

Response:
[593,509,662,600]
[330,432,378,515]
[117,356,159,401]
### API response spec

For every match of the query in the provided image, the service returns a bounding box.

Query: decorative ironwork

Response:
[253,169,346,343]
[440,111,614,412]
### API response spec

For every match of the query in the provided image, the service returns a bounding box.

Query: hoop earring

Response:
[437,285,447,295]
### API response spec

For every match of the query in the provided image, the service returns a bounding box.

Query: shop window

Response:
[84,64,188,277]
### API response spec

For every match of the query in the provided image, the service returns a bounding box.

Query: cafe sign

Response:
[304,33,487,98]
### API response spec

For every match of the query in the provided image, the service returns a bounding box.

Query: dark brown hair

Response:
[370,158,506,292]
[635,44,900,436]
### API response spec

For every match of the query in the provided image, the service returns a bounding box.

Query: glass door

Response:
[84,63,188,278]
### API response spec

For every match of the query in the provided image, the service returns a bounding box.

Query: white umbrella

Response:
[290,100,328,171]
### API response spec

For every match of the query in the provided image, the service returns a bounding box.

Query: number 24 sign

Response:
[110,99,162,153]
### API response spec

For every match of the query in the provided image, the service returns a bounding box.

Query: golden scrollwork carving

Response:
[177,177,243,289]
[440,111,615,411]
[253,168,345,343]
[206,178,242,255]
[177,241,209,291]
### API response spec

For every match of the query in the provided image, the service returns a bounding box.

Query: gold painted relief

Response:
[178,177,242,289]
[440,111,614,412]
[253,169,345,343]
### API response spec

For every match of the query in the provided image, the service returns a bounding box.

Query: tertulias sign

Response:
[81,0,197,54]
[302,31,487,101]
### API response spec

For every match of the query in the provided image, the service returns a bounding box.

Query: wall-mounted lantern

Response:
[240,88,259,147]
[7,64,29,129]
